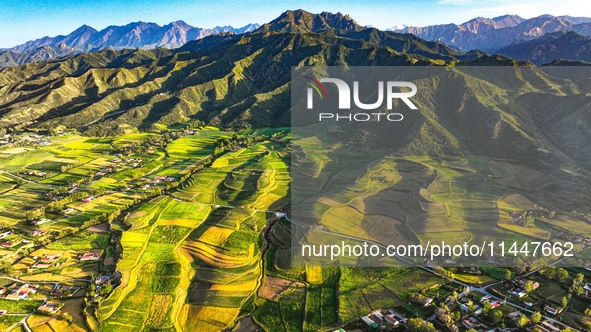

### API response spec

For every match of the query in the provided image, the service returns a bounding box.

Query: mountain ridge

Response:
[497,30,591,64]
[1,10,590,176]
[255,10,363,33]
[396,14,591,52]
[0,21,260,68]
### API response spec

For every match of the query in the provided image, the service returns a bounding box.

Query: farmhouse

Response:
[5,284,37,300]
[37,301,63,315]
[509,289,527,297]
[384,315,399,326]
[31,218,51,226]
[1,241,14,248]
[372,311,384,321]
[34,254,61,268]
[461,266,481,274]
[462,317,485,330]
[95,275,111,285]
[360,309,406,329]
[154,175,174,182]
[540,321,561,332]
[0,231,12,239]
[82,196,96,203]
[544,305,563,315]
[507,311,525,323]
[516,279,540,289]
[412,294,433,307]
[54,285,81,297]
[79,252,101,261]
[30,230,44,237]
[527,321,561,332]
[24,170,46,177]
[40,254,61,263]
[388,310,407,324]
[361,315,378,329]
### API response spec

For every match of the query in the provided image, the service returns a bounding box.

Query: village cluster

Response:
[346,268,591,332]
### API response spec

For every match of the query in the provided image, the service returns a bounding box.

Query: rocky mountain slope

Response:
[0,21,259,67]
[396,15,591,52]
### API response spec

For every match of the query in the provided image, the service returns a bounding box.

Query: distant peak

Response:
[72,24,98,34]
[493,14,522,20]
[170,20,193,29]
[257,9,362,33]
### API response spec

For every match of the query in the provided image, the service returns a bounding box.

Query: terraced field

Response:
[93,133,290,331]
[1,125,589,332]
[292,132,590,267]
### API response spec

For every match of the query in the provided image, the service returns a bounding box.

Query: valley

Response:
[0,8,591,332]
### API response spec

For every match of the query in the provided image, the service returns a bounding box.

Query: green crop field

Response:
[2,9,591,332]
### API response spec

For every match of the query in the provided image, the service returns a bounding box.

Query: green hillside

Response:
[1,9,591,332]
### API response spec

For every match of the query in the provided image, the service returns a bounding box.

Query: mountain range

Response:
[4,11,591,69]
[0,10,590,173]
[497,31,591,64]
[0,21,259,67]
[395,14,591,52]
[0,10,464,131]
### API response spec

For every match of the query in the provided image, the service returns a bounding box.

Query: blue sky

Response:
[1,0,589,48]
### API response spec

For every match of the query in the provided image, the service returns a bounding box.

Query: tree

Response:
[436,305,454,328]
[542,266,557,280]
[483,301,493,314]
[491,309,503,323]
[558,268,570,283]
[99,283,113,295]
[531,311,542,324]
[1,263,14,275]
[449,290,458,302]
[407,318,436,332]
[561,296,569,308]
[525,214,535,227]
[573,285,584,296]
[60,313,74,323]
[525,280,535,293]
[505,269,512,280]
[517,314,529,327]
[575,273,584,284]
[434,266,455,280]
